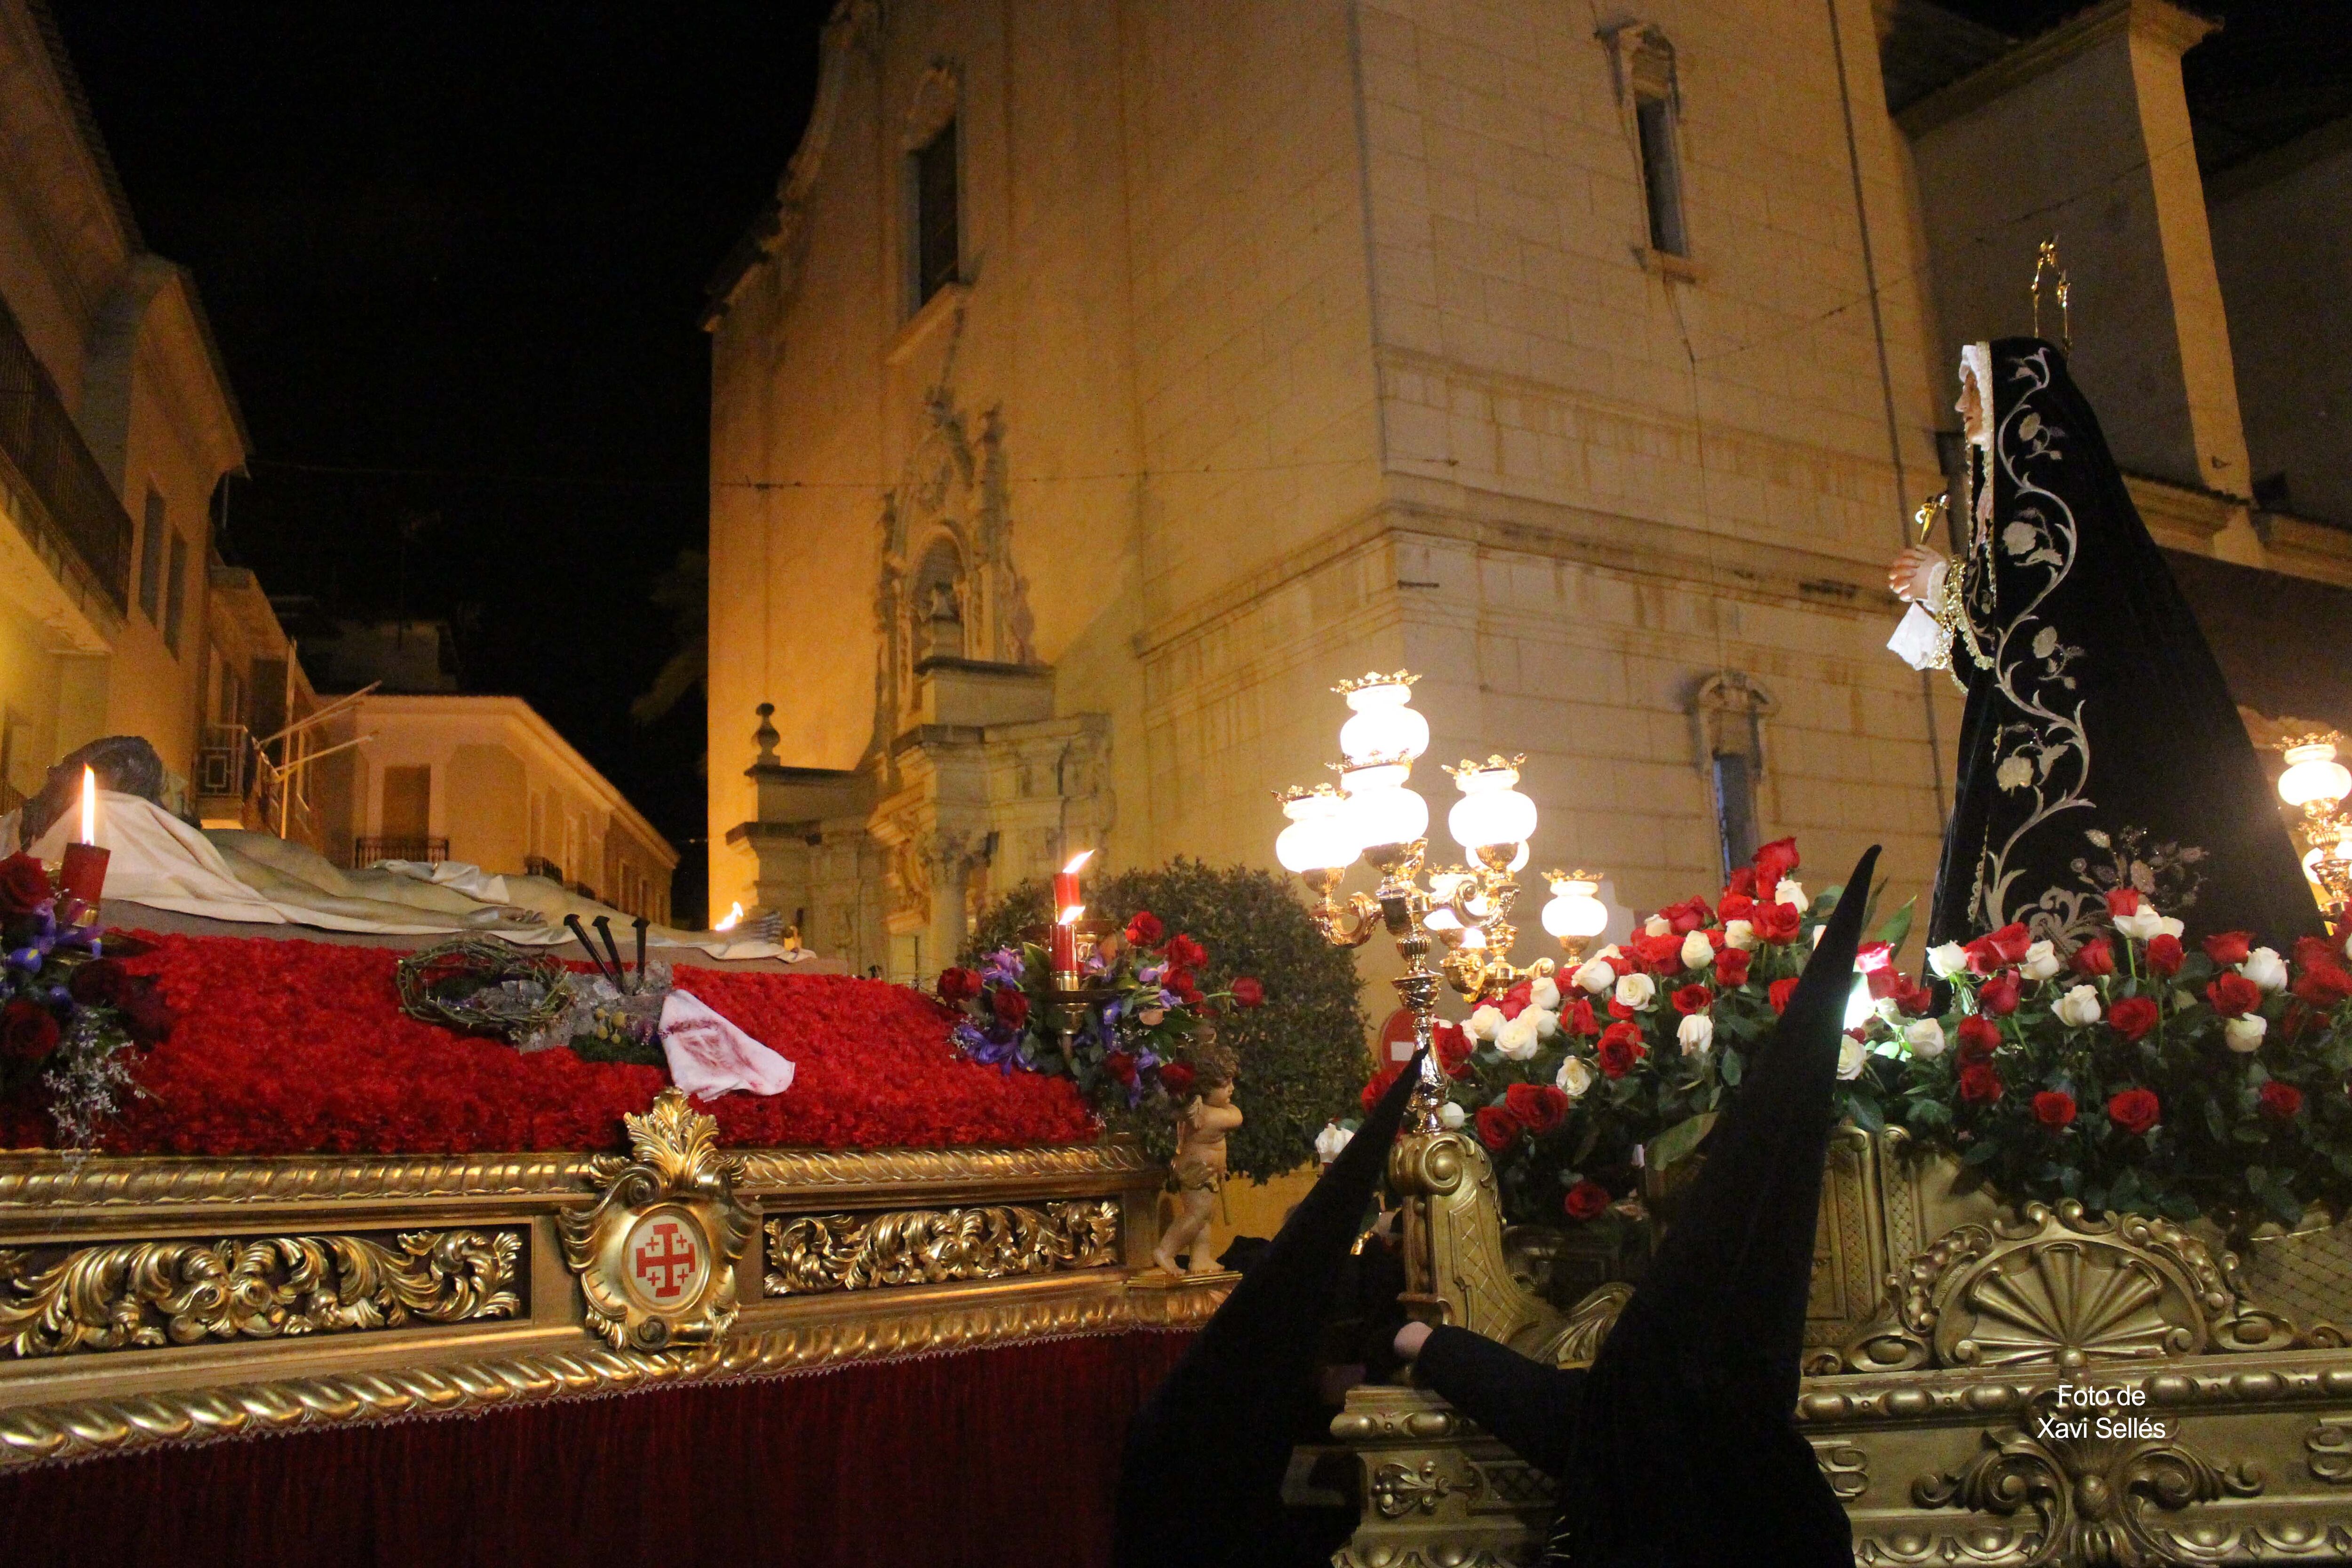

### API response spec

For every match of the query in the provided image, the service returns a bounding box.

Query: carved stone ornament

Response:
[1842,1200,2302,1374]
[559,1090,754,1351]
[1909,1387,2264,1567]
[765,1199,1120,1296]
[0,1231,520,1357]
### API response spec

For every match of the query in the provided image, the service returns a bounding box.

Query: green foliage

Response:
[966,859,1367,1182]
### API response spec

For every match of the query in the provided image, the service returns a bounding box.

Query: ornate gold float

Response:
[0,1090,1220,1470]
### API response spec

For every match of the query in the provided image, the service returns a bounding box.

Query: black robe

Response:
[1927,337,2315,948]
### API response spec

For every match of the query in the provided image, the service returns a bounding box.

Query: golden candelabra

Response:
[2276,733,2352,930]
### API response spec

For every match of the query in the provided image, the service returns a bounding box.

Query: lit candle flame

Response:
[713,901,744,932]
[1057,903,1086,926]
[79,766,96,846]
[1062,849,1094,876]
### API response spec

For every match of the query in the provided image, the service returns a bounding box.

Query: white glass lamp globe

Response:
[1448,762,1537,857]
[1339,681,1430,767]
[1541,875,1607,940]
[1341,783,1429,854]
[1276,789,1356,875]
[2280,741,2352,810]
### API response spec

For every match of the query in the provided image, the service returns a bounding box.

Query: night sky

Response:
[53,3,830,923]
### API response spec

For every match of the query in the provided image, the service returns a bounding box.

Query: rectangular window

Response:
[1635,94,1686,257]
[138,487,165,622]
[1710,752,1758,882]
[163,531,188,654]
[913,119,960,309]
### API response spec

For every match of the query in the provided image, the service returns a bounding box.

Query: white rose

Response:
[1724,920,1756,952]
[1927,941,1970,979]
[1644,915,1672,938]
[1573,958,1617,995]
[1531,1005,1561,1039]
[2159,915,2185,940]
[1677,1012,1714,1056]
[2053,984,2102,1028]
[2021,940,2063,982]
[1494,1012,1541,1061]
[1775,878,1805,909]
[1467,1004,1505,1041]
[1615,972,1657,1011]
[1836,1035,1867,1080]
[1681,930,1716,971]
[1902,1017,1947,1059]
[2172,989,2199,1013]
[1314,1122,1353,1163]
[1438,1099,1467,1130]
[2225,1014,2268,1053]
[1592,944,1623,963]
[2242,947,2289,992]
[1530,976,1561,1011]
[1556,1055,1596,1100]
[2113,906,2166,942]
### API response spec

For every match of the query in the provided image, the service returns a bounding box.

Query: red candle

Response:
[1051,915,1080,978]
[1053,849,1092,918]
[60,842,109,914]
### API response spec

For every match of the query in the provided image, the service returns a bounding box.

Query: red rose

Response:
[1504,1082,1570,1136]
[2291,965,2352,1010]
[2,999,59,1062]
[2206,972,2262,1019]
[0,852,50,916]
[1361,1065,1404,1114]
[1768,977,1800,1015]
[1597,1024,1646,1077]
[1105,1050,1138,1086]
[1717,891,1756,922]
[1230,976,1266,1008]
[2296,936,2344,973]
[1563,1179,1612,1221]
[2260,1080,2304,1122]
[1987,923,2033,965]
[1125,912,1165,947]
[117,979,173,1046]
[68,957,130,1007]
[1500,979,1534,1020]
[1961,936,2002,977]
[1715,948,1751,987]
[1565,997,1599,1037]
[1158,1061,1196,1098]
[1724,867,1758,899]
[2201,931,2254,967]
[1659,895,1713,935]
[2069,937,2115,979]
[936,966,983,1004]
[1474,1104,1521,1150]
[2104,888,2141,918]
[1434,1020,1474,1079]
[1892,977,1936,1016]
[1671,984,1712,1015]
[991,987,1032,1029]
[1959,1063,2004,1104]
[1979,971,2022,1017]
[2107,1087,2161,1135]
[2033,1090,2076,1129]
[2146,934,2184,977]
[1629,933,1684,973]
[1163,934,1208,972]
[1754,836,1800,891]
[2107,995,2160,1042]
[1751,902,1801,944]
[1165,969,1205,1006]
[1956,1014,2002,1061]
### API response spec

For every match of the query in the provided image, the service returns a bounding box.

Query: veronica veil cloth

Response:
[1924,337,2315,949]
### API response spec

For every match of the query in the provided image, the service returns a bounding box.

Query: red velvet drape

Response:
[0,1330,1192,1567]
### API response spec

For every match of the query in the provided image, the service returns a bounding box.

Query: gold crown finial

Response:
[1330,670,1420,696]
[2032,239,2071,350]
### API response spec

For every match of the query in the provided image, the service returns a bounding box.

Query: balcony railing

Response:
[354,836,448,867]
[195,724,252,800]
[0,295,133,612]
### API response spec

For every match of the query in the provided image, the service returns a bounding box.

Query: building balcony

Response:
[0,295,133,615]
[353,835,448,867]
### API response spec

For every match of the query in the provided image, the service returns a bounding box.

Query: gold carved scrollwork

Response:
[764,1200,1120,1295]
[559,1090,755,1352]
[1390,1130,1561,1355]
[2309,1417,2352,1485]
[1841,1201,2304,1374]
[1911,1388,2263,1567]
[1371,1457,1482,1518]
[0,1231,520,1357]
[1813,1440,1870,1502]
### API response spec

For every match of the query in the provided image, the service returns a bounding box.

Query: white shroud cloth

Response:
[659,988,796,1098]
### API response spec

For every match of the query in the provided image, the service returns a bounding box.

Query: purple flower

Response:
[981,947,1025,989]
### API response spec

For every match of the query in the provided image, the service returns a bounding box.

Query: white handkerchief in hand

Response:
[659,988,797,1098]
[1886,603,1944,671]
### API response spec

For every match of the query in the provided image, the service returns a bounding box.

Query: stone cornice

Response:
[1897,0,2218,139]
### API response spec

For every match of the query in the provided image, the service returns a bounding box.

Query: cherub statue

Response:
[1153,1037,1243,1276]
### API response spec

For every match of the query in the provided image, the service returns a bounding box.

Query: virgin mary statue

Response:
[1889,337,2316,948]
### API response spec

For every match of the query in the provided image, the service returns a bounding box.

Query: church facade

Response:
[704,0,2349,983]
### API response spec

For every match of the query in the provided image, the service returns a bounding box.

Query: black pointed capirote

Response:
[1112,1049,1428,1568]
[1416,844,1883,1567]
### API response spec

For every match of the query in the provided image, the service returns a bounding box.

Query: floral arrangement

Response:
[937,910,1261,1162]
[1883,891,2352,1228]
[0,852,174,1146]
[1354,834,2352,1237]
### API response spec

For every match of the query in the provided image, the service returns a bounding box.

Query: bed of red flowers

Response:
[0,933,1097,1156]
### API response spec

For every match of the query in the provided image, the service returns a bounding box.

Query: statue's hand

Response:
[1888,545,1945,602]
[1392,1321,1434,1361]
